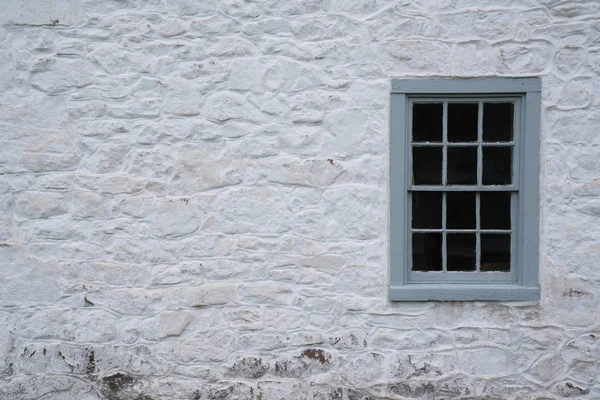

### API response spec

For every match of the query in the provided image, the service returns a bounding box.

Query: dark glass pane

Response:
[448,103,478,142]
[447,192,476,229]
[413,103,443,142]
[447,234,476,271]
[483,103,514,142]
[412,233,442,271]
[412,192,442,229]
[481,192,511,230]
[483,147,512,185]
[413,147,442,185]
[447,147,477,185]
[481,234,510,271]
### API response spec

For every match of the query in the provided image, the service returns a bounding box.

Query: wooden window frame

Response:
[390,78,541,301]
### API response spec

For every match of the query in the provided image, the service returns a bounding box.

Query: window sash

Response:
[408,191,518,282]
[407,96,521,283]
[408,97,522,191]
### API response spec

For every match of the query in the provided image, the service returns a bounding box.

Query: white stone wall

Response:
[0,0,599,398]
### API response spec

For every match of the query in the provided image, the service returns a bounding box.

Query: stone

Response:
[234,134,279,158]
[106,288,165,316]
[189,14,240,35]
[386,40,454,74]
[323,108,377,157]
[561,332,600,364]
[69,190,111,218]
[173,283,238,307]
[272,349,332,378]
[240,333,287,350]
[14,191,67,219]
[0,123,82,174]
[260,157,347,186]
[203,91,248,122]
[196,382,254,400]
[288,332,324,347]
[157,330,235,363]
[204,186,291,234]
[556,46,586,76]
[223,355,270,379]
[264,58,328,93]
[291,14,361,41]
[0,0,84,25]
[81,142,130,173]
[242,18,292,37]
[31,59,92,93]
[256,381,309,400]
[495,41,553,74]
[328,329,368,350]
[224,306,263,330]
[64,261,153,287]
[453,42,496,76]
[526,354,569,383]
[149,198,201,238]
[140,311,192,340]
[225,65,265,95]
[19,308,117,343]
[163,83,204,116]
[207,36,258,58]
[458,348,511,376]
[0,253,62,306]
[18,218,89,241]
[171,0,218,16]
[558,78,595,110]
[158,18,187,37]
[98,372,157,400]
[473,11,519,41]
[553,381,590,397]
[129,147,174,178]
[296,186,383,240]
[118,194,153,218]
[238,281,294,305]
[0,376,97,400]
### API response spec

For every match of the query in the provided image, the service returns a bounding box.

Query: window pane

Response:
[447,147,477,185]
[481,234,510,271]
[481,192,511,230]
[413,103,442,142]
[413,147,442,185]
[446,192,476,229]
[483,103,514,142]
[412,233,442,271]
[483,147,512,185]
[412,192,442,229]
[447,234,476,271]
[448,103,478,142]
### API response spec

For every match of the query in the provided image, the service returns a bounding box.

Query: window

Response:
[390,78,541,301]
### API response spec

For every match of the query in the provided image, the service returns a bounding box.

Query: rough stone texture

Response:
[1,0,600,399]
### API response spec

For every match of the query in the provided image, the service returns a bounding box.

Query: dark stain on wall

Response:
[226,356,268,379]
[301,348,330,364]
[99,373,154,400]
[86,348,96,379]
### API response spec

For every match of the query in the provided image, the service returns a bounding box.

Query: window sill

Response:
[389,284,540,301]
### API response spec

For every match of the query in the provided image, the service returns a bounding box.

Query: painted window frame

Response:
[390,78,541,301]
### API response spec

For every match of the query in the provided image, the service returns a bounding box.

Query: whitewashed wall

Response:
[1,0,599,399]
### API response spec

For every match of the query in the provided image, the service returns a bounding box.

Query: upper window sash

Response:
[407,97,522,192]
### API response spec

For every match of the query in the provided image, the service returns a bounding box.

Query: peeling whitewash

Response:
[0,0,599,399]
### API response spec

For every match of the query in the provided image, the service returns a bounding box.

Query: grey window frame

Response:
[390,78,541,301]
